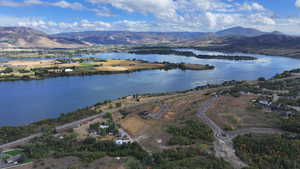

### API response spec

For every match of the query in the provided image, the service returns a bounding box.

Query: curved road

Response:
[196,95,283,169]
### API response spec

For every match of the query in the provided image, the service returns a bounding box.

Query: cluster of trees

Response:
[149,148,233,169]
[23,133,148,163]
[234,134,300,169]
[23,132,233,169]
[56,57,107,64]
[281,113,300,133]
[129,49,196,57]
[273,69,300,79]
[166,120,214,145]
[0,106,101,145]
[259,81,287,90]
[89,119,118,136]
[1,67,13,73]
[129,48,256,60]
[223,84,267,97]
[277,97,300,107]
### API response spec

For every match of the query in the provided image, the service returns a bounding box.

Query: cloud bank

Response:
[0,0,299,34]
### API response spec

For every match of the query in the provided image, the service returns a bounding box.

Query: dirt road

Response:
[196,96,284,169]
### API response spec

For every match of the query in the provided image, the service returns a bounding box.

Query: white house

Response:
[64,68,73,72]
[99,125,109,129]
[115,140,131,145]
[259,100,271,106]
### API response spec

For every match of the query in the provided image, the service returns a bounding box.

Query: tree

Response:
[3,67,13,73]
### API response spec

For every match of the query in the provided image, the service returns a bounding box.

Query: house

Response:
[139,111,149,116]
[99,125,109,129]
[6,154,24,164]
[258,100,271,106]
[90,131,98,135]
[54,134,64,139]
[119,129,128,138]
[64,68,73,72]
[115,139,131,145]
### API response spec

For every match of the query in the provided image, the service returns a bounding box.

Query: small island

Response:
[0,57,214,81]
[129,48,257,61]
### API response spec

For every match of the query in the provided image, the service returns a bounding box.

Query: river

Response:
[1,49,300,126]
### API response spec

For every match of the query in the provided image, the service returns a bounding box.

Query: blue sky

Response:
[0,0,299,34]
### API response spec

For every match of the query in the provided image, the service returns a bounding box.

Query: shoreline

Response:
[0,78,242,146]
[0,58,214,82]
[0,67,299,149]
[128,48,258,61]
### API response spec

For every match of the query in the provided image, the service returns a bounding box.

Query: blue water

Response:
[1,49,300,126]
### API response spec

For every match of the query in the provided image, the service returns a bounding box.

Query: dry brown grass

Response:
[164,112,176,120]
[116,90,215,152]
[206,95,278,130]
[120,115,150,136]
[5,59,164,72]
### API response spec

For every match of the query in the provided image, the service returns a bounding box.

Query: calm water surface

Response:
[1,49,300,126]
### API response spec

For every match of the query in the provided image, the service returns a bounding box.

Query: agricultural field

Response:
[0,57,213,81]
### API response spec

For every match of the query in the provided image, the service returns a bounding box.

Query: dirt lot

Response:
[205,95,279,130]
[116,90,216,152]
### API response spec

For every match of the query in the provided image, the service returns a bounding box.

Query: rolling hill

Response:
[0,27,87,48]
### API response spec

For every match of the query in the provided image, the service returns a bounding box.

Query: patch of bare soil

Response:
[206,95,277,130]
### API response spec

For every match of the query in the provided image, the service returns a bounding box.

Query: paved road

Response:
[0,110,120,150]
[196,96,229,141]
[0,95,174,150]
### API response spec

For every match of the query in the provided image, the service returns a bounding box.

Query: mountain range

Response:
[0,26,299,52]
[0,27,87,48]
[52,26,269,45]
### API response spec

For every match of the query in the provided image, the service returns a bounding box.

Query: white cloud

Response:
[238,2,265,11]
[0,0,299,35]
[52,1,84,10]
[296,0,300,8]
[88,0,178,20]
[248,14,276,25]
[0,0,86,10]
[24,0,43,5]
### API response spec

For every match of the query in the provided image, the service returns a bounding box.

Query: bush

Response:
[234,134,300,169]
[166,120,214,145]
[125,157,144,169]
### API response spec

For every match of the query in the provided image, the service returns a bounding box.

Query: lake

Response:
[1,49,300,126]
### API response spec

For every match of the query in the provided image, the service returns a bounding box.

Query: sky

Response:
[0,0,300,34]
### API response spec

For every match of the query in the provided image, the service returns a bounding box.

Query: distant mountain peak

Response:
[216,26,266,37]
[270,31,283,35]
